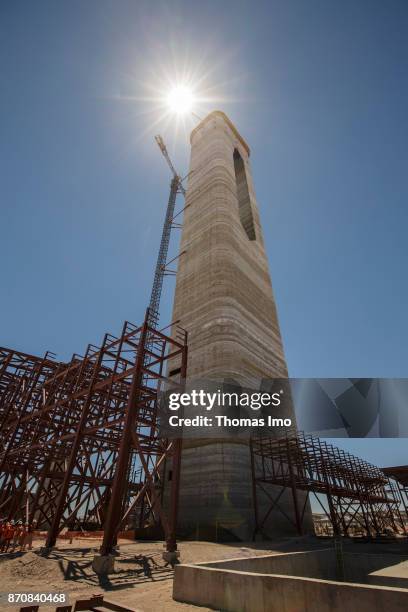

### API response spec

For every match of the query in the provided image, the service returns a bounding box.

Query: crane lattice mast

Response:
[148,136,185,328]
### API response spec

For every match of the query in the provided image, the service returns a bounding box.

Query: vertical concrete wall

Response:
[173,563,408,612]
[204,550,336,580]
[169,111,311,539]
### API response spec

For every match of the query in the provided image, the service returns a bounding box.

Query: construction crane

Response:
[127,137,186,493]
[147,136,186,328]
[155,136,186,196]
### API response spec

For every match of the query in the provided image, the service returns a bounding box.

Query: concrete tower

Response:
[170,111,310,540]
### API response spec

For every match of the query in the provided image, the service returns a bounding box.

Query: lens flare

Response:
[166,85,194,114]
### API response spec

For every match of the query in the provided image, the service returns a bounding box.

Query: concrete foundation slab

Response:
[173,549,408,611]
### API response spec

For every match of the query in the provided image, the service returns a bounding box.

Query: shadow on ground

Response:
[45,548,174,591]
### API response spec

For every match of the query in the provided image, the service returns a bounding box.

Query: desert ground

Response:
[1,535,407,611]
[0,534,316,611]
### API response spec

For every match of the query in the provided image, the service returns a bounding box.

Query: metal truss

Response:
[149,135,186,329]
[148,174,184,328]
[0,310,187,556]
[250,431,407,539]
[382,465,408,526]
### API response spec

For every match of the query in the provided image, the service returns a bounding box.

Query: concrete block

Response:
[162,550,180,566]
[92,553,115,575]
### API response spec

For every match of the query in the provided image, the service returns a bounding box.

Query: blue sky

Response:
[1,2,407,464]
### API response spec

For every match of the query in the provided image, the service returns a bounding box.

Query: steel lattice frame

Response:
[148,175,182,328]
[382,466,408,529]
[0,347,60,521]
[250,431,407,539]
[0,310,187,555]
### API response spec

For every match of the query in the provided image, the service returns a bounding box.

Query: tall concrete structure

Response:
[172,111,288,384]
[169,110,311,540]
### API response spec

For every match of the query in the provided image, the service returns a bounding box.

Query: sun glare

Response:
[113,53,231,142]
[166,85,194,114]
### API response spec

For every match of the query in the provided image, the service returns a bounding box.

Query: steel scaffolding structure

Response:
[250,431,407,539]
[0,347,59,428]
[382,465,408,523]
[3,331,406,552]
[0,310,187,556]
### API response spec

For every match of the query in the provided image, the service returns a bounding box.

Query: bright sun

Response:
[166,85,194,114]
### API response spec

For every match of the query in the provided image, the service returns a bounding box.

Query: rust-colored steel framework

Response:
[0,310,187,555]
[250,431,407,539]
[382,465,408,522]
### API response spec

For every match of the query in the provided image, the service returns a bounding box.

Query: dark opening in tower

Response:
[233,149,256,241]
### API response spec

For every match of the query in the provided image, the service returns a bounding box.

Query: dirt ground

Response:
[0,535,307,611]
[0,535,407,611]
